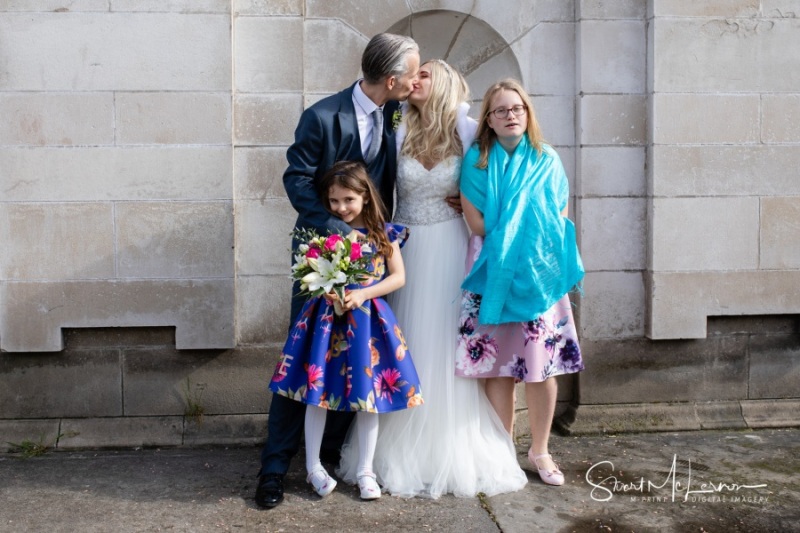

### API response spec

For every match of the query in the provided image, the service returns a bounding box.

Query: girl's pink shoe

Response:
[529,451,565,486]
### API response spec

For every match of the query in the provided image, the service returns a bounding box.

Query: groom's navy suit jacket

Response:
[283,82,400,236]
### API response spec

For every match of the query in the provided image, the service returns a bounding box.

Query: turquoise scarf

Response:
[460,136,584,325]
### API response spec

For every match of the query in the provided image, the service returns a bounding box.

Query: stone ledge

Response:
[567,400,800,435]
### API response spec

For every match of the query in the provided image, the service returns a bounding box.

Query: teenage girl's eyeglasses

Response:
[488,105,527,119]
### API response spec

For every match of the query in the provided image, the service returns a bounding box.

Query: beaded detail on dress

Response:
[393,155,463,226]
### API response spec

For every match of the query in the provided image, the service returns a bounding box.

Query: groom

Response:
[255,32,420,509]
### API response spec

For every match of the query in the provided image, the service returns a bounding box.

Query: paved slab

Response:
[1,428,798,532]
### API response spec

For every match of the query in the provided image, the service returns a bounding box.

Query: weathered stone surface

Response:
[58,416,183,448]
[580,147,646,197]
[234,147,290,201]
[404,10,468,63]
[306,0,411,39]
[0,419,61,453]
[652,0,760,17]
[579,95,647,145]
[234,94,302,146]
[303,19,365,94]
[761,197,800,270]
[570,402,701,434]
[648,271,800,339]
[234,0,303,16]
[110,0,230,12]
[749,334,800,399]
[579,337,748,404]
[0,280,235,351]
[123,347,271,416]
[0,203,114,280]
[115,92,231,145]
[653,94,760,144]
[235,275,292,345]
[533,95,575,147]
[472,0,540,43]
[235,16,303,93]
[579,0,647,19]
[762,94,800,143]
[0,147,233,201]
[462,46,523,106]
[580,271,645,339]
[0,0,108,11]
[650,145,800,197]
[0,350,122,418]
[0,13,230,91]
[0,93,114,146]
[116,201,234,279]
[579,20,646,94]
[183,414,268,446]
[235,199,296,276]
[512,22,575,95]
[650,197,759,271]
[741,399,800,428]
[579,198,646,271]
[652,16,800,92]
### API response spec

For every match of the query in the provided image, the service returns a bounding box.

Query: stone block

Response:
[110,0,230,12]
[58,416,183,448]
[234,17,303,93]
[650,145,800,197]
[235,199,296,276]
[741,399,800,428]
[652,17,800,92]
[234,147,289,201]
[115,92,231,145]
[651,0,760,17]
[749,334,800,399]
[647,271,800,339]
[63,326,176,349]
[462,47,523,107]
[580,271,645,339]
[123,347,271,416]
[234,0,303,16]
[234,94,302,146]
[761,197,800,270]
[303,19,365,94]
[533,0,576,22]
[579,95,646,145]
[116,201,234,278]
[471,0,541,44]
[236,275,293,345]
[579,20,646,94]
[0,419,61,453]
[403,10,468,62]
[0,1,109,11]
[0,13,230,91]
[0,350,122,417]
[306,0,411,40]
[532,96,575,147]
[579,0,647,19]
[653,94,759,144]
[0,203,114,280]
[0,279,235,351]
[407,0,475,16]
[184,414,268,446]
[0,93,114,146]
[512,22,575,95]
[580,147,646,197]
[0,146,232,201]
[762,95,800,143]
[569,402,701,434]
[579,337,748,404]
[579,198,646,271]
[650,197,759,271]
[694,401,749,430]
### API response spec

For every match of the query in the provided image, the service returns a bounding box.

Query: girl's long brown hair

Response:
[320,161,393,258]
[475,78,545,169]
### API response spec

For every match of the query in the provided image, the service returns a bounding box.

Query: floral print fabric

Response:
[269,224,423,413]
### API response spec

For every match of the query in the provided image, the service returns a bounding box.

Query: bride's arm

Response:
[462,196,485,236]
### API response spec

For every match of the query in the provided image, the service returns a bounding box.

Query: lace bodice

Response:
[393,155,463,226]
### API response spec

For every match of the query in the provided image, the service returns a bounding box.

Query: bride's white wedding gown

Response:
[337,154,527,498]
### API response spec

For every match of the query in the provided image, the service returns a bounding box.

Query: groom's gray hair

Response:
[361,33,419,84]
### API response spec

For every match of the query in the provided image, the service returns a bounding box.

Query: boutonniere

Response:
[391,109,402,131]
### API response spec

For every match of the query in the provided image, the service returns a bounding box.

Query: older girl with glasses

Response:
[457,78,585,486]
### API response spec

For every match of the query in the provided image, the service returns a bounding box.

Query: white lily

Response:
[301,256,347,293]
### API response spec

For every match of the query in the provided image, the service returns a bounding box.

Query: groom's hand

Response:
[445,194,463,214]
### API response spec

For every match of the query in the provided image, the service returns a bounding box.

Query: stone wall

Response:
[1,0,799,449]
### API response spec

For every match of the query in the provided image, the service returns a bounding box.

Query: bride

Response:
[338,59,527,498]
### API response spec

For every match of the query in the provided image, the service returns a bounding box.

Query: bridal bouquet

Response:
[290,228,370,314]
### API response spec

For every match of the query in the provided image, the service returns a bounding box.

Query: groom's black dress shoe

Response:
[255,473,284,508]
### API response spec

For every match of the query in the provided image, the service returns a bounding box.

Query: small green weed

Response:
[7,433,62,458]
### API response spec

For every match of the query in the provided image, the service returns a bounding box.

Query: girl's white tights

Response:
[304,406,378,477]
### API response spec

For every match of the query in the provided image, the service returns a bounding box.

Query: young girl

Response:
[269,160,423,500]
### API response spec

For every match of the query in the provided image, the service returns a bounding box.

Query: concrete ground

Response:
[1,428,798,533]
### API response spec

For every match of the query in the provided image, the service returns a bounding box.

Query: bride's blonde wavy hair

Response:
[400,60,470,163]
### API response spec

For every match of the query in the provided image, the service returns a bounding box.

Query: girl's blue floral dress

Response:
[270,224,424,413]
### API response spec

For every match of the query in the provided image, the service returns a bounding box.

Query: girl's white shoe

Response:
[307,467,337,497]
[357,473,381,500]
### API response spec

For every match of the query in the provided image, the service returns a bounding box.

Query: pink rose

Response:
[350,242,362,261]
[324,234,343,251]
[306,246,321,259]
